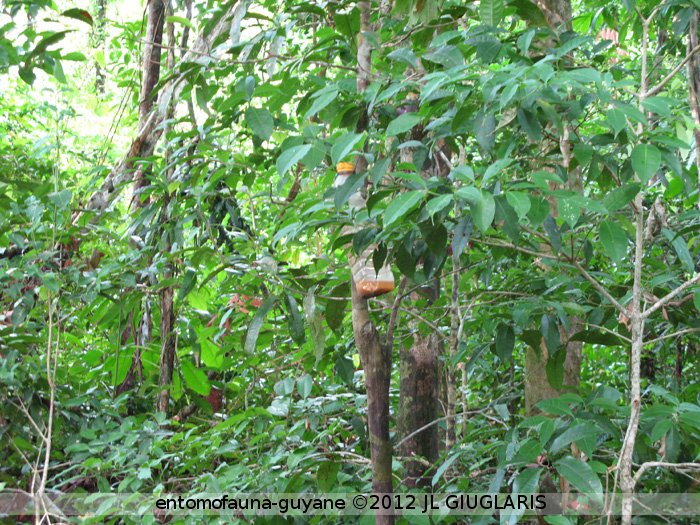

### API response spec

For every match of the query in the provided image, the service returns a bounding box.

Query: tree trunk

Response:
[524,318,582,414]
[398,334,439,488]
[116,0,166,396]
[350,3,394,523]
[82,2,241,215]
[351,279,394,518]
[93,0,107,93]
[157,271,176,413]
[687,11,700,209]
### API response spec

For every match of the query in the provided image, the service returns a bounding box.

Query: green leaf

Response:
[546,349,566,389]
[661,228,694,273]
[549,423,602,454]
[325,283,348,332]
[334,172,365,209]
[556,195,583,227]
[641,96,672,117]
[511,438,542,464]
[493,324,514,361]
[331,132,365,165]
[305,88,339,119]
[177,269,197,302]
[285,293,305,345]
[276,144,311,177]
[384,190,424,227]
[48,189,72,209]
[387,48,418,67]
[599,220,628,264]
[536,397,573,416]
[603,183,640,212]
[432,453,461,485]
[506,192,531,220]
[297,373,313,399]
[166,15,195,30]
[245,107,274,140]
[456,187,495,233]
[513,468,542,494]
[200,338,223,369]
[244,295,277,353]
[386,113,422,137]
[181,361,211,396]
[480,0,504,26]
[61,8,93,26]
[426,194,453,217]
[483,158,511,185]
[631,144,661,184]
[554,456,603,497]
[665,426,680,462]
[317,461,340,491]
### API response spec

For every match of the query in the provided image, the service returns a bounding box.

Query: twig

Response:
[645,327,700,346]
[585,323,631,344]
[642,273,700,319]
[633,461,700,484]
[645,44,700,97]
[569,260,627,314]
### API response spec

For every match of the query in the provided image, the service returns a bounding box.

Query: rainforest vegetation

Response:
[1,0,700,523]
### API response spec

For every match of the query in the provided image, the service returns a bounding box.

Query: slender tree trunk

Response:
[93,0,107,93]
[687,11,700,209]
[116,0,166,396]
[157,270,176,413]
[350,4,393,522]
[133,0,165,202]
[351,281,394,507]
[398,334,439,488]
[618,16,651,525]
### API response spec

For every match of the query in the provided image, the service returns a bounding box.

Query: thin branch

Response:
[645,327,700,346]
[586,323,632,344]
[570,260,627,314]
[634,461,700,484]
[12,400,48,444]
[646,44,700,98]
[642,273,700,319]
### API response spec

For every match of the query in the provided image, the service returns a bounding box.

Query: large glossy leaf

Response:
[493,324,514,361]
[554,456,603,498]
[456,187,495,232]
[200,338,224,369]
[181,361,211,396]
[276,144,312,177]
[384,190,424,227]
[631,144,661,184]
[603,183,640,212]
[549,423,603,454]
[599,220,628,264]
[244,295,277,353]
[661,228,694,273]
[245,107,274,140]
[285,293,305,345]
[386,113,422,137]
[331,132,365,165]
[480,0,503,26]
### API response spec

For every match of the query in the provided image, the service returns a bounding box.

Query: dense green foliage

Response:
[1,0,700,523]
